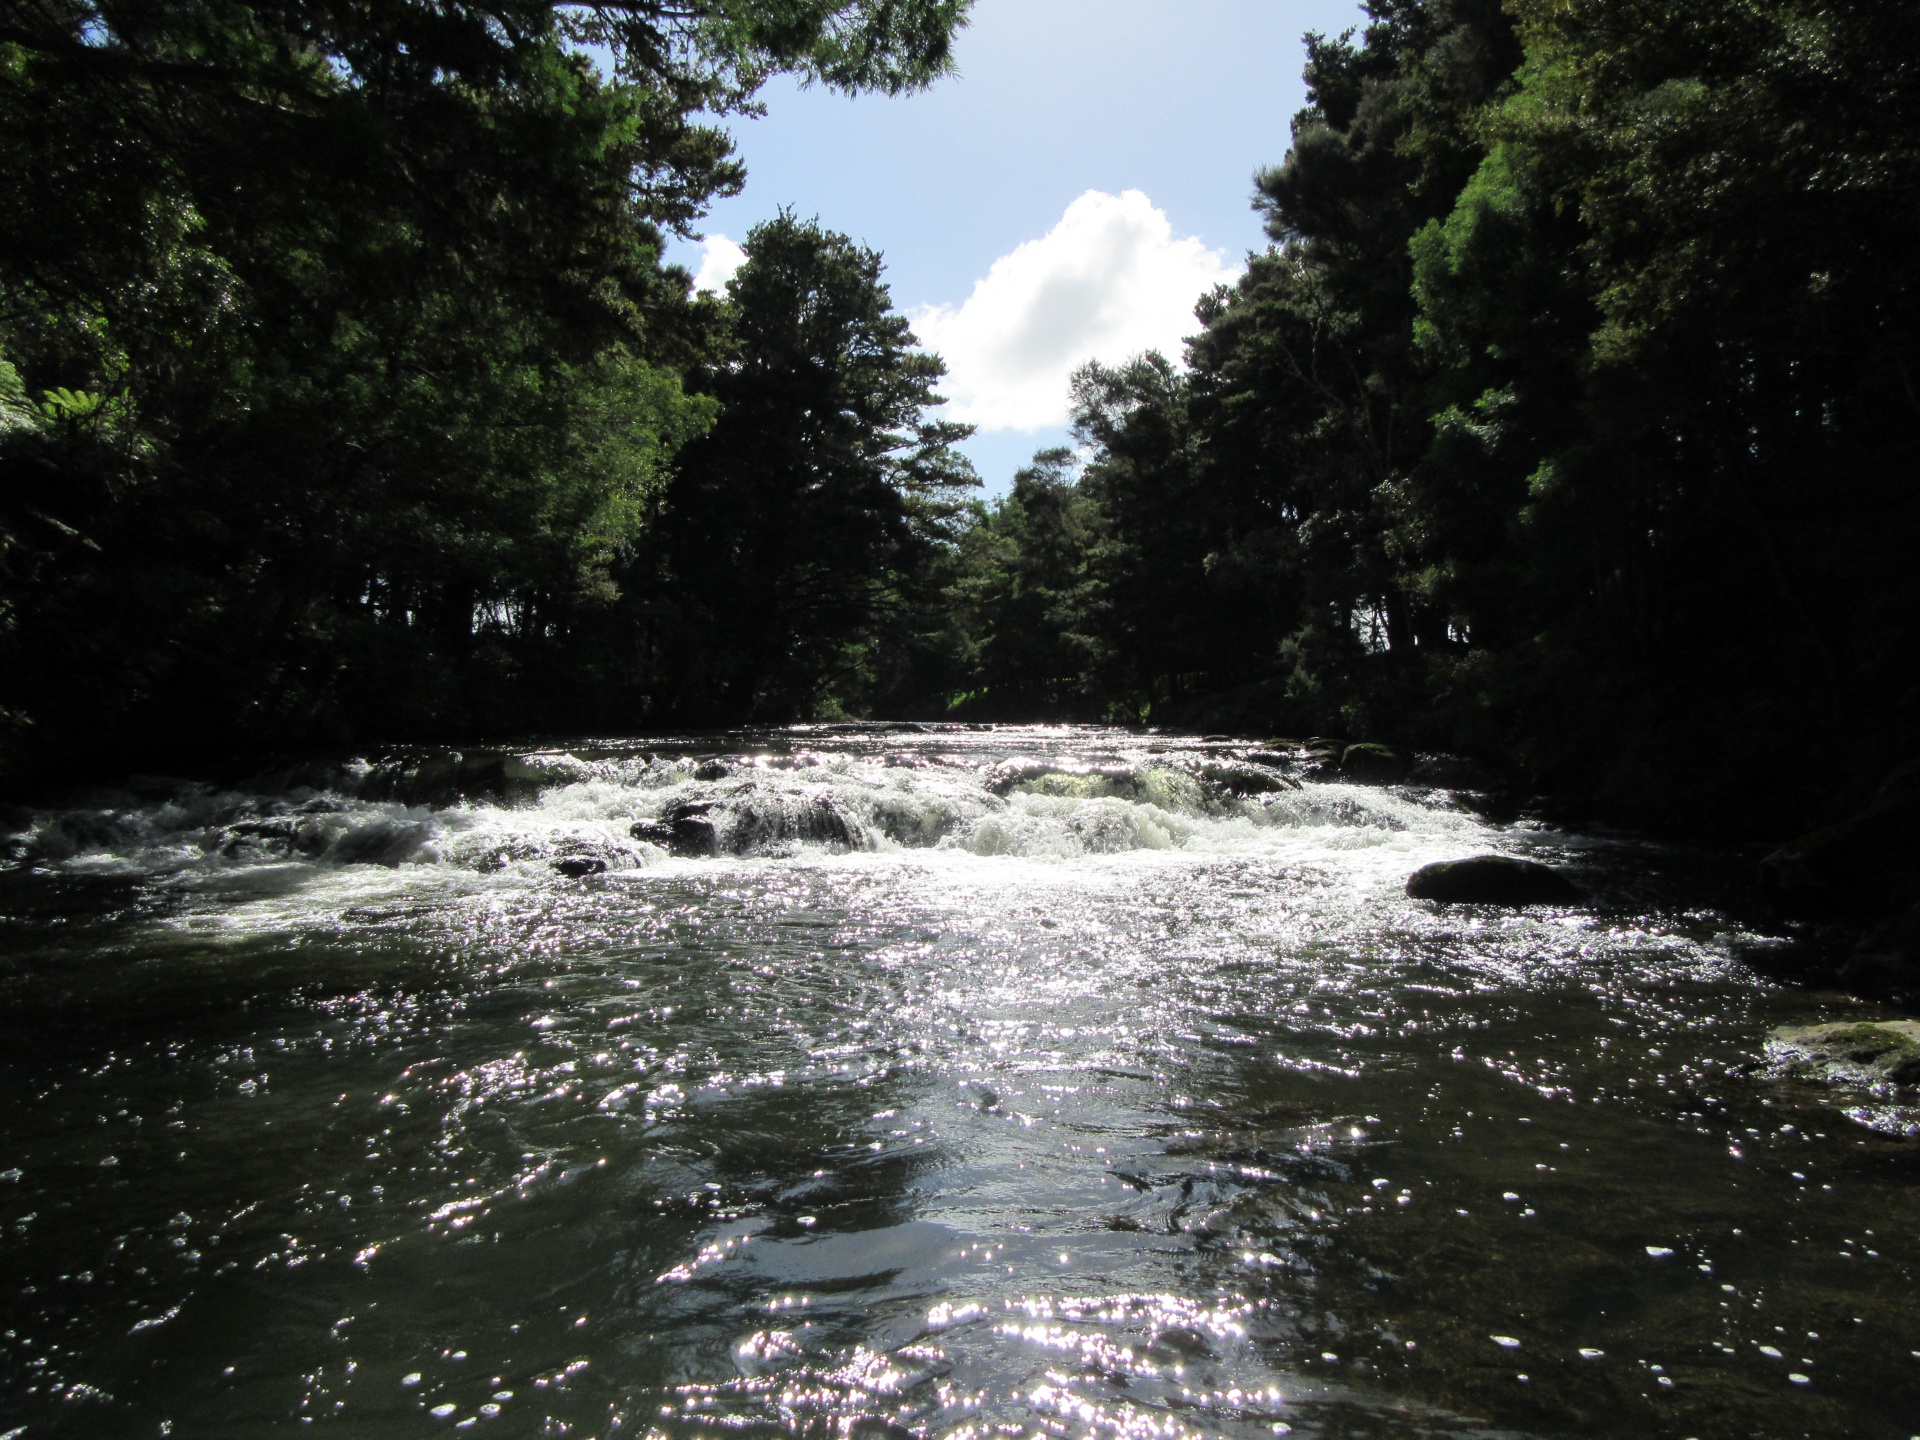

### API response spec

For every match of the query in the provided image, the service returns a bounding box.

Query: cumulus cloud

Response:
[692,233,747,295]
[913,190,1240,432]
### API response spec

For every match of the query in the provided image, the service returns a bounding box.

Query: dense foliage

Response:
[941,0,1920,836]
[0,0,969,783]
[569,212,977,726]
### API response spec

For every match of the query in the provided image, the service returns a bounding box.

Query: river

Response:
[1,725,1915,1439]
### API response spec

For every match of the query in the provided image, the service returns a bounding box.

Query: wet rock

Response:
[692,759,733,781]
[552,856,607,878]
[721,791,872,854]
[362,750,503,806]
[221,818,299,857]
[1245,750,1297,768]
[1406,855,1584,905]
[629,820,675,847]
[1338,742,1411,783]
[1200,762,1298,795]
[1407,754,1501,790]
[800,795,861,847]
[1521,794,1591,826]
[662,801,719,857]
[1768,1020,1920,1089]
[25,810,130,860]
[1304,738,1346,771]
[985,758,1068,795]
[329,818,435,867]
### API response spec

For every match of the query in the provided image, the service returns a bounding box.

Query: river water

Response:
[1,726,1916,1440]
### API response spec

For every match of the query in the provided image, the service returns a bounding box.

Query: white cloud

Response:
[913,189,1240,432]
[692,233,747,295]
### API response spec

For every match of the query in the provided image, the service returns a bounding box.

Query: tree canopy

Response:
[0,0,968,781]
[936,0,1920,837]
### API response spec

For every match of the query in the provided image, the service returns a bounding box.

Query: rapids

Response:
[0,725,1915,1439]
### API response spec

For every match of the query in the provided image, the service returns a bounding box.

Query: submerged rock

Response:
[1406,855,1584,905]
[552,856,607,878]
[1768,1020,1920,1089]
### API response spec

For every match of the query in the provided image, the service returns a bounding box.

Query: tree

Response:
[633,213,975,722]
[941,447,1103,718]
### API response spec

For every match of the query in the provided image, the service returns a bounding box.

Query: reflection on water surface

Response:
[1,726,1916,1439]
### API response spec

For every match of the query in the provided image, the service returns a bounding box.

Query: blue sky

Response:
[663,0,1367,494]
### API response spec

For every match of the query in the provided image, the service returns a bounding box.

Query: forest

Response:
[4,0,1917,846]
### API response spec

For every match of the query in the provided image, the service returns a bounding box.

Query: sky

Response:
[663,0,1368,494]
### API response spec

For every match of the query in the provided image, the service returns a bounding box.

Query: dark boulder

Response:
[329,818,435,867]
[1303,738,1346,772]
[221,818,299,857]
[1520,794,1591,826]
[720,792,871,853]
[1245,750,1297,768]
[1407,855,1584,905]
[1407,754,1501,789]
[800,795,861,847]
[1201,763,1297,796]
[552,856,607,878]
[1338,743,1412,783]
[632,808,719,856]
[654,800,720,856]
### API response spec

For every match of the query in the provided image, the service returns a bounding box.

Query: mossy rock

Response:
[1406,855,1585,906]
[1767,1019,1920,1087]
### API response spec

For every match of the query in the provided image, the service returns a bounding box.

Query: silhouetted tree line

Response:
[5,0,1916,842]
[942,0,1920,837]
[0,0,974,786]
